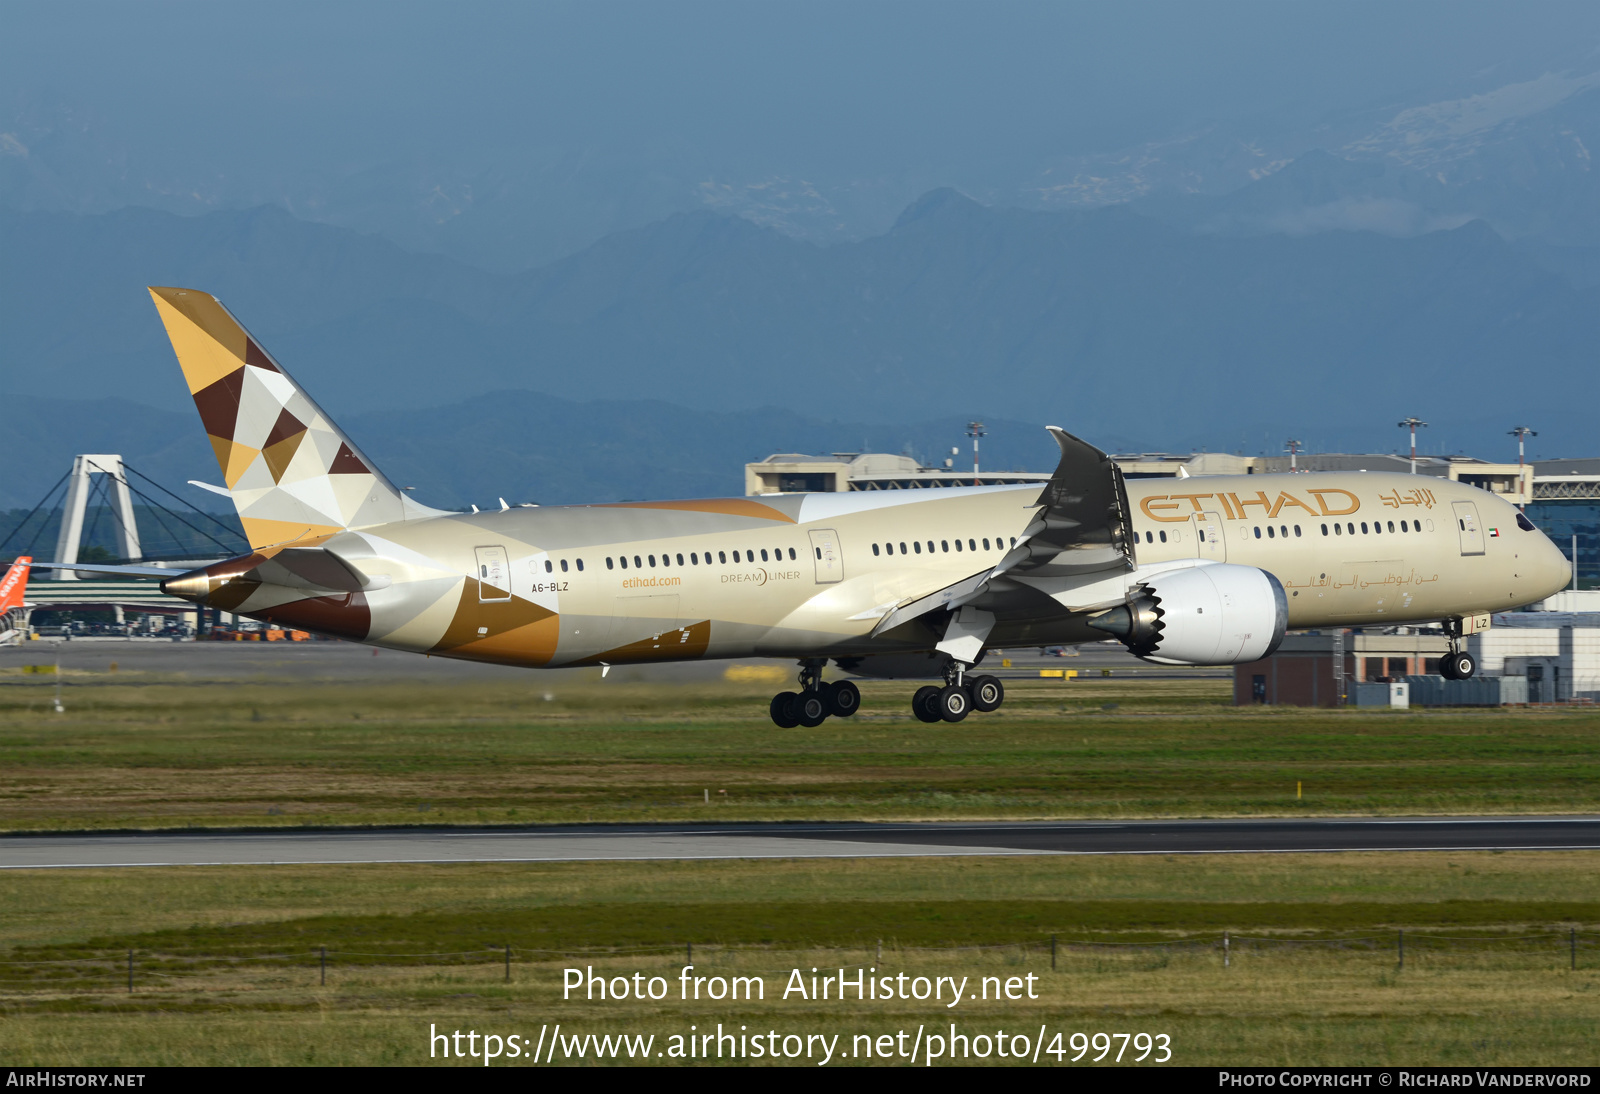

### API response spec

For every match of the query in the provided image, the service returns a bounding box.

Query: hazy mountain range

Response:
[5,165,1596,450]
[5,5,1598,270]
[5,5,1596,513]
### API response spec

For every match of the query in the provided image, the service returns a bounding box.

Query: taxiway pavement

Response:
[3,816,1596,869]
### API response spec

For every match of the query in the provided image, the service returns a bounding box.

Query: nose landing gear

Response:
[1439,618,1478,681]
[768,660,862,727]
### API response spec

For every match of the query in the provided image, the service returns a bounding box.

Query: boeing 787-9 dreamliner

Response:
[43,288,1574,725]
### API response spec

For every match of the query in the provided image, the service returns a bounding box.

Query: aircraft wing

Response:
[995,426,1136,580]
[871,426,1135,637]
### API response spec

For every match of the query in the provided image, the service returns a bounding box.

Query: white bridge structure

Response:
[50,455,142,580]
[14,454,233,631]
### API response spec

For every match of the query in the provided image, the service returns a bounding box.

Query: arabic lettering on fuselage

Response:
[1378,487,1437,510]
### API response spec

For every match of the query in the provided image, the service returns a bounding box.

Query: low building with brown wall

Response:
[1234,633,1451,706]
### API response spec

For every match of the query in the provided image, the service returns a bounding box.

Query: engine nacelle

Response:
[1088,564,1288,666]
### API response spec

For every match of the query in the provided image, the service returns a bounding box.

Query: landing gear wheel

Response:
[1444,651,1476,680]
[937,684,972,723]
[769,692,800,728]
[969,675,1004,712]
[912,685,943,723]
[825,679,861,718]
[796,691,829,727]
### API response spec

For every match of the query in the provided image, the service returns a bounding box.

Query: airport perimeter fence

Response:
[0,930,1594,996]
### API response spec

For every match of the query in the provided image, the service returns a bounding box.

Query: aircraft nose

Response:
[1530,529,1573,600]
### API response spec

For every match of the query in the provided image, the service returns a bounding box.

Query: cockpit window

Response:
[1516,513,1536,532]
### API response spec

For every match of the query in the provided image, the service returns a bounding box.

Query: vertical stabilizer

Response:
[148,287,439,550]
[0,557,31,613]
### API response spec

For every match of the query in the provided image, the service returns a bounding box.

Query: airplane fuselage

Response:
[194,470,1569,671]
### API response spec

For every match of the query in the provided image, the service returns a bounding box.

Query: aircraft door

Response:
[1450,501,1485,556]
[1194,512,1226,561]
[474,545,512,601]
[808,528,843,584]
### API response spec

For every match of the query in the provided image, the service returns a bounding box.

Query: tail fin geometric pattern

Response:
[148,286,428,551]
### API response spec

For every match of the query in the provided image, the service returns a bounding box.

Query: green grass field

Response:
[2,672,1597,830]
[2,669,1597,1065]
[2,855,1598,1066]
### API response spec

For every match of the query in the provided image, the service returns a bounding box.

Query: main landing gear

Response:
[911,663,1004,723]
[1438,618,1477,681]
[769,660,861,728]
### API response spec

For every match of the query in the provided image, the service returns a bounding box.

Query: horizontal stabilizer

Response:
[31,561,194,579]
[188,480,231,498]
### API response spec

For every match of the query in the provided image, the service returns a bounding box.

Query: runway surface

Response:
[4,816,1597,869]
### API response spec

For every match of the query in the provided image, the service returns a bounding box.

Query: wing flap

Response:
[869,568,996,638]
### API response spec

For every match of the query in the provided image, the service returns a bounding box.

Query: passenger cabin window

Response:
[545,560,553,572]
[1160,530,1168,543]
[761,549,769,562]
[718,551,727,564]
[576,559,583,571]
[873,543,881,556]
[789,548,797,560]
[607,557,615,570]
[914,542,922,554]
[982,538,991,550]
